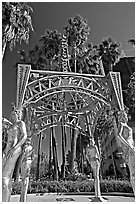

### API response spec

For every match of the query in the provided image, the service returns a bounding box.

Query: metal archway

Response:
[15,64,124,136]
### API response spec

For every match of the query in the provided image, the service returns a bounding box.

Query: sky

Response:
[2,2,135,165]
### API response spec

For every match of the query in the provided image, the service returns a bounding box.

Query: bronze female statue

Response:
[86,137,106,202]
[2,107,27,202]
[2,106,34,202]
[117,111,135,194]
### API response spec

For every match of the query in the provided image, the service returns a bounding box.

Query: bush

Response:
[100,179,133,193]
[65,172,88,182]
[11,178,133,195]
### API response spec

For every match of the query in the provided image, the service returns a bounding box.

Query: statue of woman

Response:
[2,107,27,202]
[86,137,106,202]
[117,111,135,194]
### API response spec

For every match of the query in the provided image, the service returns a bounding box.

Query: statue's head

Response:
[10,103,23,122]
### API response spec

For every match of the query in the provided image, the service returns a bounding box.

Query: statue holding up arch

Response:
[117,110,135,194]
[2,105,34,202]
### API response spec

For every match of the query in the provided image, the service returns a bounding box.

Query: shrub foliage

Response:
[12,179,133,195]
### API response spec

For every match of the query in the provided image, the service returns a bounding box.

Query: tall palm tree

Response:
[64,15,90,73]
[2,2,33,59]
[63,16,90,173]
[39,30,62,70]
[97,37,122,73]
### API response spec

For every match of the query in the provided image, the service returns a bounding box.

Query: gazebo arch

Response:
[16,63,124,135]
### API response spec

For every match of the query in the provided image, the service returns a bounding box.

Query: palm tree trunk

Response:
[49,59,52,70]
[61,93,67,179]
[74,44,77,73]
[52,132,59,180]
[109,63,113,72]
[70,128,75,172]
[81,148,84,173]
[61,116,66,179]
[49,128,52,172]
[79,133,84,173]
[70,128,78,172]
[112,118,122,178]
[51,115,59,181]
[36,132,42,180]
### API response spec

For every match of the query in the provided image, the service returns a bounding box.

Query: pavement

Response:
[10,193,135,202]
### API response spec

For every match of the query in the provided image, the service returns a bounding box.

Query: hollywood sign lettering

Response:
[61,35,70,72]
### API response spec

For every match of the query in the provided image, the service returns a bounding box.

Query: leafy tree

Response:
[2,2,33,59]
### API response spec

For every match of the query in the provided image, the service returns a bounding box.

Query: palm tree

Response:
[77,43,101,74]
[17,45,47,70]
[2,2,33,59]
[97,37,122,73]
[39,30,62,70]
[63,16,90,172]
[64,15,90,73]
